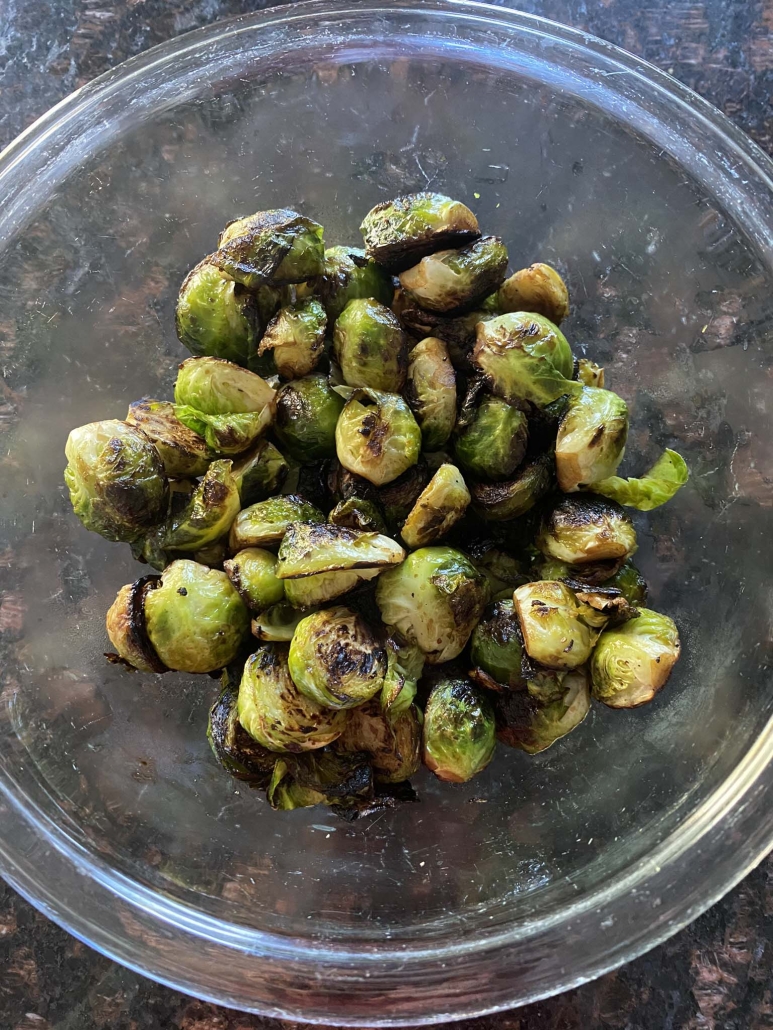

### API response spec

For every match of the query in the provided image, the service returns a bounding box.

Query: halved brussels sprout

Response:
[274,375,345,462]
[381,634,425,716]
[537,496,637,565]
[105,576,168,674]
[288,607,386,709]
[404,337,457,450]
[496,667,590,753]
[375,546,488,663]
[469,600,524,690]
[173,357,276,454]
[401,464,471,549]
[230,439,289,506]
[577,358,605,389]
[212,209,325,288]
[556,387,628,492]
[266,759,327,810]
[470,452,555,522]
[337,701,421,783]
[497,263,569,325]
[276,522,405,579]
[472,312,579,407]
[175,256,261,366]
[360,192,480,272]
[161,459,241,552]
[229,495,324,551]
[591,449,689,511]
[398,236,508,314]
[284,568,382,608]
[126,399,213,479]
[454,396,528,482]
[238,644,347,752]
[224,548,285,611]
[335,388,422,486]
[142,560,249,673]
[513,581,600,670]
[251,602,317,642]
[208,673,277,784]
[333,298,409,393]
[257,299,326,380]
[329,497,387,534]
[65,420,169,544]
[316,245,394,321]
[422,678,496,782]
[590,608,681,708]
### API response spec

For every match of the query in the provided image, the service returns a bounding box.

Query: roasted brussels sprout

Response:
[288,607,386,709]
[360,192,480,272]
[454,396,528,481]
[335,388,422,486]
[274,374,345,462]
[266,759,327,810]
[556,387,628,492]
[469,600,525,690]
[212,209,325,288]
[375,546,488,663]
[230,439,289,506]
[400,464,471,549]
[238,644,347,751]
[513,581,600,670]
[591,448,689,511]
[271,749,375,810]
[470,452,555,521]
[472,312,579,407]
[105,576,168,674]
[590,608,680,708]
[497,263,570,325]
[251,602,317,642]
[399,304,499,373]
[537,496,637,565]
[284,568,381,608]
[338,700,421,783]
[381,634,424,716]
[276,522,405,579]
[173,357,276,454]
[333,298,409,392]
[329,497,387,534]
[208,673,277,784]
[377,461,431,526]
[316,245,394,321]
[257,299,326,380]
[160,459,241,553]
[576,358,605,389]
[398,236,508,314]
[496,667,590,753]
[404,336,457,450]
[422,678,496,782]
[224,548,285,611]
[229,495,324,551]
[139,560,248,673]
[126,399,212,479]
[175,257,261,366]
[65,420,168,543]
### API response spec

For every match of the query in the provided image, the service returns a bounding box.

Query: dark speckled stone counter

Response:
[2,1,773,1027]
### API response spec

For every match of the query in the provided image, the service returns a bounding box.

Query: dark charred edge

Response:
[223,558,255,612]
[494,690,541,750]
[104,652,138,671]
[331,779,419,820]
[130,575,168,673]
[546,493,633,531]
[366,229,482,274]
[469,666,508,692]
[455,374,488,430]
[470,452,556,521]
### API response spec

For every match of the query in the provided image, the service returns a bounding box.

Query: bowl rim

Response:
[2,0,773,1022]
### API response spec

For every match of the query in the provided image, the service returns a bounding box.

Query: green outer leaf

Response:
[591,449,688,511]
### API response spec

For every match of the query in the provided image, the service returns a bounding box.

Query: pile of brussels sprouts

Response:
[64,194,689,817]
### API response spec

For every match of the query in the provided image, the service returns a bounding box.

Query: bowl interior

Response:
[1,1,772,1016]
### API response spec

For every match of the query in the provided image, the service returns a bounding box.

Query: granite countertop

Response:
[1,1,773,1027]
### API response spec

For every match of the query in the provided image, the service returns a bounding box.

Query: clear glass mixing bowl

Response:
[1,0,773,1022]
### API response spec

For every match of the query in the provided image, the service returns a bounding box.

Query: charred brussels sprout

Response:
[173,357,276,455]
[405,337,457,450]
[377,461,431,526]
[375,546,488,663]
[423,678,496,782]
[175,257,261,366]
[317,245,394,321]
[338,701,421,782]
[284,568,381,608]
[381,634,424,716]
[267,760,326,810]
[401,464,470,549]
[208,674,276,784]
[537,496,637,565]
[329,497,387,534]
[126,399,212,479]
[229,495,324,551]
[65,420,168,543]
[513,581,599,670]
[591,449,689,511]
[160,459,241,552]
[333,298,409,392]
[469,600,524,690]
[577,358,605,388]
[605,561,648,606]
[360,192,480,272]
[230,439,289,506]
[276,522,405,579]
[257,299,326,380]
[590,609,680,708]
[556,387,628,492]
[212,209,324,288]
[274,375,344,462]
[238,644,346,751]
[335,388,422,486]
[497,263,570,325]
[471,452,555,522]
[454,396,528,481]
[105,577,168,674]
[398,236,508,314]
[496,667,590,753]
[289,607,387,709]
[399,305,498,373]
[224,548,285,611]
[473,312,579,407]
[142,560,249,673]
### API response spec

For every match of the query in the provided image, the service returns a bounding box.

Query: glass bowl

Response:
[1,0,773,1022]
